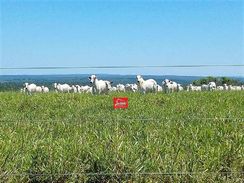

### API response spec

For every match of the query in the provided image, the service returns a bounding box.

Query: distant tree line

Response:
[193,76,243,86]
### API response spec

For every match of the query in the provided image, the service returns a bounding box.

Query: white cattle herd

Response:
[21,75,244,94]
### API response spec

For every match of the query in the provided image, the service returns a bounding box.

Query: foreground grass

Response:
[0,91,243,182]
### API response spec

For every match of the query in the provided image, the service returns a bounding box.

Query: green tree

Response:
[192,77,242,86]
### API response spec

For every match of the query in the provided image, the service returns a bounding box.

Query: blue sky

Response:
[0,0,243,76]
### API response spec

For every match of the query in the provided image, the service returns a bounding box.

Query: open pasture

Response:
[0,91,243,182]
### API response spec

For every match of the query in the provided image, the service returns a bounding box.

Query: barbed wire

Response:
[0,117,243,123]
[1,171,244,177]
[0,64,244,70]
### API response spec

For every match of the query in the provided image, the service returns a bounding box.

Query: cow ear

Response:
[88,77,91,79]
[110,81,113,84]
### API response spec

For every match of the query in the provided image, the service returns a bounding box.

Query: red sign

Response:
[113,97,128,109]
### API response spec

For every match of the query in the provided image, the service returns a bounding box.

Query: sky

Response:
[0,0,243,76]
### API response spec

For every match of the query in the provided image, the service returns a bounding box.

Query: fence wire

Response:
[0,64,244,70]
[1,171,244,177]
[0,117,244,123]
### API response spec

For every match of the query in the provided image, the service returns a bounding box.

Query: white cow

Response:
[82,85,92,93]
[88,75,112,94]
[24,83,37,94]
[216,86,224,91]
[86,86,93,94]
[157,85,163,92]
[162,79,177,93]
[228,85,234,91]
[125,84,138,92]
[233,86,242,91]
[188,84,201,91]
[177,84,184,92]
[132,84,138,92]
[223,84,229,91]
[162,79,170,93]
[76,85,90,93]
[110,86,117,92]
[35,86,42,93]
[136,75,157,94]
[75,85,82,93]
[71,85,78,93]
[227,85,241,91]
[162,79,170,84]
[41,86,49,93]
[165,81,178,93]
[116,84,126,92]
[201,84,209,91]
[208,82,216,91]
[105,80,113,92]
[54,83,72,93]
[186,85,190,92]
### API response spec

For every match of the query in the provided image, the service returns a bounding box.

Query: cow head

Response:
[89,75,97,84]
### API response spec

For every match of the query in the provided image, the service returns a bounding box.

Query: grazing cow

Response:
[177,84,184,92]
[75,85,90,93]
[53,83,72,93]
[188,84,201,91]
[75,85,82,93]
[233,86,242,91]
[228,85,242,91]
[110,86,117,92]
[116,84,126,92]
[71,85,78,93]
[125,84,138,92]
[157,85,163,92]
[82,85,92,93]
[228,85,234,91]
[35,86,43,93]
[24,83,37,95]
[86,86,93,94]
[201,84,209,91]
[216,86,224,91]
[41,86,49,93]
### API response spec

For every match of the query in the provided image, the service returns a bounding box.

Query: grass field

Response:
[0,91,243,182]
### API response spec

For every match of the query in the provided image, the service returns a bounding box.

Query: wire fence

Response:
[0,117,244,123]
[0,172,243,183]
[1,65,243,180]
[1,171,244,177]
[0,64,244,70]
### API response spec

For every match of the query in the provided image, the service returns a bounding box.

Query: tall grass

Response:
[0,91,243,182]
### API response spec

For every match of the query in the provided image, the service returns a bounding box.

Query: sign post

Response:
[113,97,128,109]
